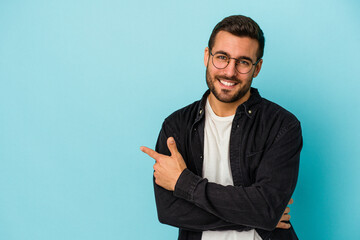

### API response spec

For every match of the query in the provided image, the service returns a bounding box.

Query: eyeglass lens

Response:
[212,53,254,74]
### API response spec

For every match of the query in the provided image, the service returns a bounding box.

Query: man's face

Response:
[204,31,263,104]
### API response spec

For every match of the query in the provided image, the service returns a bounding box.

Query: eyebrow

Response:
[213,50,254,63]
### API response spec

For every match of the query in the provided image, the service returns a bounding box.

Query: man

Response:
[141,15,302,240]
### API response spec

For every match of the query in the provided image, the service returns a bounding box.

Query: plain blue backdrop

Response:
[1,0,359,239]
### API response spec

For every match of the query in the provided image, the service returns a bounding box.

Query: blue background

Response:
[1,0,359,239]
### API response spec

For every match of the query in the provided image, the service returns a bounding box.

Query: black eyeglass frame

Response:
[209,50,261,74]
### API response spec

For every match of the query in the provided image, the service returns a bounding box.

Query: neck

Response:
[208,90,251,117]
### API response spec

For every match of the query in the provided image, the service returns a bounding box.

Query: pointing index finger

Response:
[140,146,161,161]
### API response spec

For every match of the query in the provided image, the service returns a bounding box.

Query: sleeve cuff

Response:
[173,168,202,201]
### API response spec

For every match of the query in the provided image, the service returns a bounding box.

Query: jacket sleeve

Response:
[173,120,302,231]
[153,121,252,232]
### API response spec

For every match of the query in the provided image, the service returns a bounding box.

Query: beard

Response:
[205,67,252,103]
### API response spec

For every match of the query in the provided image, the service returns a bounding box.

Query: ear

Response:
[204,47,210,67]
[252,59,263,78]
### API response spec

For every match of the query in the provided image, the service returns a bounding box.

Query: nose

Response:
[223,59,237,77]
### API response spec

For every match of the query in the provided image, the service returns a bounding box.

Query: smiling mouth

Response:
[218,79,238,87]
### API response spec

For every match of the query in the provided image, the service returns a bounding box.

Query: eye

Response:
[238,59,251,66]
[215,54,228,61]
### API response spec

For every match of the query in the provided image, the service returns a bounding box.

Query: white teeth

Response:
[220,80,236,86]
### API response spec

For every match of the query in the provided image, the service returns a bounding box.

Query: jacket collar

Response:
[239,88,263,118]
[194,90,209,124]
[195,87,262,123]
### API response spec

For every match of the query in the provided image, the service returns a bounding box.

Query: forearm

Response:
[173,170,282,231]
[154,177,252,231]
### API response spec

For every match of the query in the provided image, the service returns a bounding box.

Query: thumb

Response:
[167,137,179,156]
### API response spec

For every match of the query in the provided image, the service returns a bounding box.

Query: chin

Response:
[212,87,250,104]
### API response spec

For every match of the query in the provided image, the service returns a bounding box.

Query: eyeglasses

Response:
[209,50,261,74]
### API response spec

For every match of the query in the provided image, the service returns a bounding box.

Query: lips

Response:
[220,80,236,86]
[218,79,238,88]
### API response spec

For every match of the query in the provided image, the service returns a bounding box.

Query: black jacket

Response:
[154,88,302,240]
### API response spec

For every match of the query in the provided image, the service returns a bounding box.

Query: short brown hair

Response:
[208,15,265,60]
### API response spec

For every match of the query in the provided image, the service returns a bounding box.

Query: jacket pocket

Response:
[246,149,264,158]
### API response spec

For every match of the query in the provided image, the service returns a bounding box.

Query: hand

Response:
[140,137,187,191]
[276,198,293,229]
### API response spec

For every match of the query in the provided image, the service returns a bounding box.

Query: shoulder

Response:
[163,99,201,131]
[255,97,302,143]
[247,88,300,127]
[258,97,300,125]
[157,91,208,145]
[157,99,202,150]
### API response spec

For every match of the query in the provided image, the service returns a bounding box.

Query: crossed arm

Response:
[141,136,294,231]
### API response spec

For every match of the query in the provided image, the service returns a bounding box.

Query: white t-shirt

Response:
[201,99,262,240]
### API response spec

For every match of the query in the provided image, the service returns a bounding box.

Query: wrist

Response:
[173,169,202,201]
